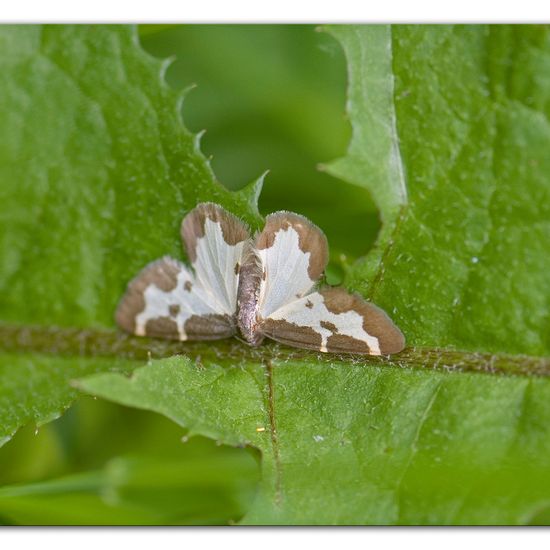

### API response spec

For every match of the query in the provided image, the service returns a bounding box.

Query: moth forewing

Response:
[255,211,329,319]
[181,202,250,263]
[116,256,183,336]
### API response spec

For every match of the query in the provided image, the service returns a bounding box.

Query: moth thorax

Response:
[237,241,264,347]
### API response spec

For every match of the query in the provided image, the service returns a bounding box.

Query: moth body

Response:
[236,240,265,347]
[116,203,405,356]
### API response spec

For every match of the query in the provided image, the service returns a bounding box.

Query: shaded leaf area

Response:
[327,26,550,356]
[0,455,256,526]
[0,400,259,525]
[80,355,550,525]
[0,352,136,444]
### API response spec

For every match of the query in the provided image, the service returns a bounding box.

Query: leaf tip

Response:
[239,171,268,219]
[193,128,207,154]
[159,54,177,82]
[0,433,15,449]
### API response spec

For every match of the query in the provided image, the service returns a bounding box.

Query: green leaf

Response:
[78,353,550,525]
[328,25,550,355]
[0,25,262,442]
[0,352,137,444]
[323,26,407,225]
[0,398,259,525]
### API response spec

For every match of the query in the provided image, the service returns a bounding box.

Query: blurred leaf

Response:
[0,450,258,525]
[0,396,259,525]
[140,25,380,262]
[0,423,67,485]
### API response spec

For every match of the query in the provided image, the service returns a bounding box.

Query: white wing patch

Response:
[192,217,246,315]
[267,292,381,355]
[257,225,315,318]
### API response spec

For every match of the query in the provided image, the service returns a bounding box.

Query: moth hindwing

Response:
[261,288,405,356]
[116,203,406,355]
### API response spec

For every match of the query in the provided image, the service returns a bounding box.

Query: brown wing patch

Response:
[141,314,235,341]
[320,320,339,333]
[256,212,328,280]
[325,333,371,354]
[116,256,183,334]
[181,202,250,262]
[145,316,180,339]
[185,314,236,340]
[261,318,323,351]
[320,288,405,355]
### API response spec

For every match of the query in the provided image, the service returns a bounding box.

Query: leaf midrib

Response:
[1,323,549,378]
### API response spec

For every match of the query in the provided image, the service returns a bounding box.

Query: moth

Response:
[116,203,405,355]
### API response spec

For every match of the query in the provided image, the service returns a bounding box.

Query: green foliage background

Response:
[1,24,550,525]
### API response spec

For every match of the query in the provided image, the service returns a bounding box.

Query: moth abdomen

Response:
[236,240,264,346]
